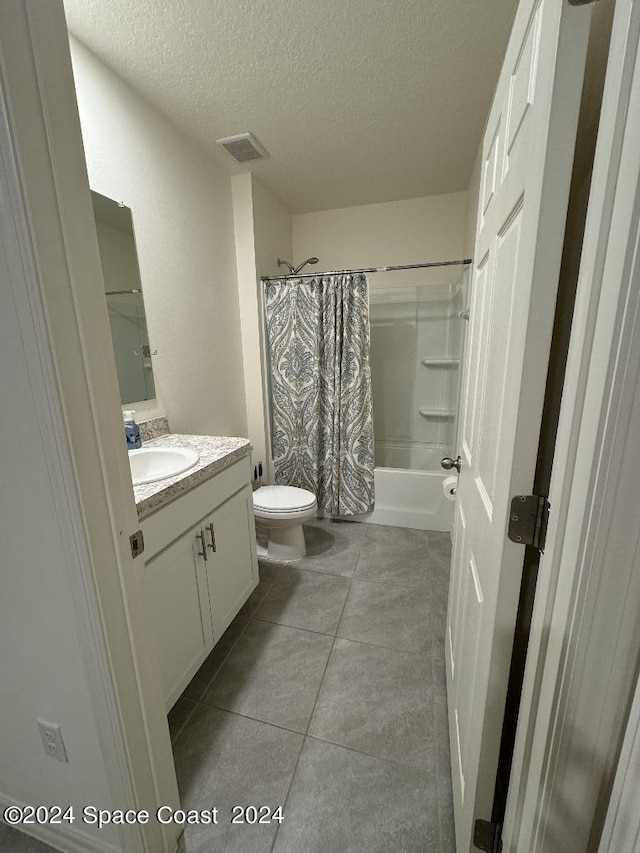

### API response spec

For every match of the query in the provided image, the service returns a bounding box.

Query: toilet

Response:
[252,485,318,562]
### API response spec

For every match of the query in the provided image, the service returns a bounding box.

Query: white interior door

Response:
[446,1,591,849]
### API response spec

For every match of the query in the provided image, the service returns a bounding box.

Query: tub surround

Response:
[134,433,252,520]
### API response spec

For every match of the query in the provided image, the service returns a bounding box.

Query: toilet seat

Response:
[253,485,317,515]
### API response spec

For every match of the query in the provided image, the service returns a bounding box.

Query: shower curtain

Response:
[264,273,375,516]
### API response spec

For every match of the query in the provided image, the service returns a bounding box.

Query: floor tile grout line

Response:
[197,677,329,732]
[257,559,357,579]
[194,575,343,731]
[191,702,311,738]
[173,522,453,851]
[307,526,450,849]
[303,576,353,736]
[349,573,432,590]
[303,732,440,778]
[338,573,435,591]
[172,576,278,754]
[182,576,275,716]
[324,631,437,662]
[196,576,340,730]
[252,616,339,638]
[265,568,358,581]
[268,536,363,853]
[256,587,438,643]
[267,731,306,853]
[246,616,338,639]
[333,631,436,659]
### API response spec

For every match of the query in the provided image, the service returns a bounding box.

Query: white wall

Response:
[232,174,292,474]
[70,37,248,437]
[253,179,293,280]
[293,191,467,290]
[0,285,117,847]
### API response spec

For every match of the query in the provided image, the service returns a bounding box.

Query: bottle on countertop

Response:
[124,410,142,450]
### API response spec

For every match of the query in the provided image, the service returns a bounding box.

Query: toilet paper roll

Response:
[443,476,458,502]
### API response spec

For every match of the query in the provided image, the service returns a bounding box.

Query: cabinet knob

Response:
[196,530,208,561]
[207,523,217,553]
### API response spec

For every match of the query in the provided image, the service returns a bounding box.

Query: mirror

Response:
[91,190,156,405]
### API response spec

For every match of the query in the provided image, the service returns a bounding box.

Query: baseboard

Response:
[0,792,120,853]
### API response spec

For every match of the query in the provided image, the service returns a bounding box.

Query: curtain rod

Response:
[260,258,472,282]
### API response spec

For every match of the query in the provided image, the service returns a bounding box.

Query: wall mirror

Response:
[91,190,156,405]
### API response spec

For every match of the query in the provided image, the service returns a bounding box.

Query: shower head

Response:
[277,257,320,276]
[277,258,295,274]
[292,257,320,275]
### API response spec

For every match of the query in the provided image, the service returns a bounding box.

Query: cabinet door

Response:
[143,525,213,709]
[205,485,258,640]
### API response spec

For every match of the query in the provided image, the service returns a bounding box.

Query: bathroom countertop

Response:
[133,434,252,520]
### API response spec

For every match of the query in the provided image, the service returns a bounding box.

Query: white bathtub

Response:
[352,465,454,532]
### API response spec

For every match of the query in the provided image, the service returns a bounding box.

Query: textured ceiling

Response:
[63,0,519,214]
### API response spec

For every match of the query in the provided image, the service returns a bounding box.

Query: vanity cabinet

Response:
[140,457,258,710]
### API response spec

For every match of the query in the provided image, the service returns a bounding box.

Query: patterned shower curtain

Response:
[264,273,375,516]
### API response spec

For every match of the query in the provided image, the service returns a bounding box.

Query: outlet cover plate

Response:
[38,719,68,763]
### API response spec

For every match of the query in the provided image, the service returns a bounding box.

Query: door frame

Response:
[0,2,179,851]
[503,0,640,847]
[598,669,640,852]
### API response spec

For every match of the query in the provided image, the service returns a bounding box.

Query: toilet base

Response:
[256,522,307,563]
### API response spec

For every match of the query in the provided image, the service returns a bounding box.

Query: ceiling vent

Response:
[216,132,269,163]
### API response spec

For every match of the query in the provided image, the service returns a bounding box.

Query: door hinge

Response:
[507,494,550,552]
[474,819,502,852]
[129,529,145,559]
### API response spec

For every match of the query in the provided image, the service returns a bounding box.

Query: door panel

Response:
[476,205,523,509]
[445,0,591,849]
[144,524,213,709]
[448,500,467,683]
[205,486,258,640]
[506,7,542,162]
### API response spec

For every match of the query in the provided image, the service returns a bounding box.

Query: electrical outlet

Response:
[37,719,68,763]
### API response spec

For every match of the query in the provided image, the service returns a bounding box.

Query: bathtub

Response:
[350,456,454,532]
[362,467,454,531]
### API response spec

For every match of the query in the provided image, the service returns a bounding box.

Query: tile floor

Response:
[169,518,454,853]
[0,519,453,853]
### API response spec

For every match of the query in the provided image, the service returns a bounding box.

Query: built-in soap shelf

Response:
[418,408,456,419]
[420,357,460,367]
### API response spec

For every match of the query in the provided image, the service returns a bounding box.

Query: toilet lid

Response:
[253,485,317,513]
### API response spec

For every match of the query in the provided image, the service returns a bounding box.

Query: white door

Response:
[446,0,592,849]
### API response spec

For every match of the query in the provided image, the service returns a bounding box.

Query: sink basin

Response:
[128,446,199,486]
